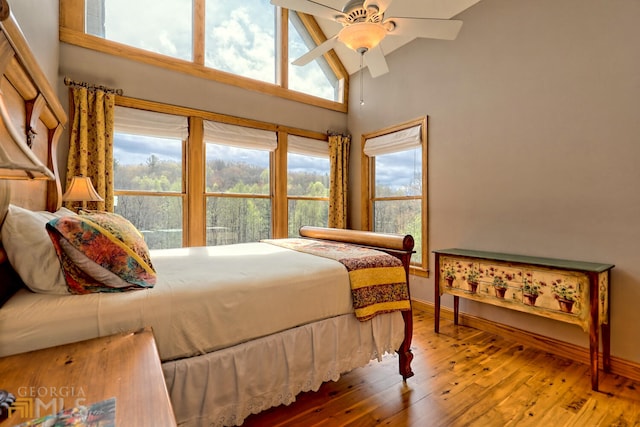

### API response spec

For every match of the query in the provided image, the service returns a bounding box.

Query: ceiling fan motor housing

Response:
[341,0,382,24]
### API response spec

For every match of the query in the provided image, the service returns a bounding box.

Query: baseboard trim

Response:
[411,298,640,383]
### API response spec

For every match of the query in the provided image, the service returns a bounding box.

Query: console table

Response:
[433,248,614,391]
[0,327,176,426]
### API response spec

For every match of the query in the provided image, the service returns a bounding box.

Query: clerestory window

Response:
[65,0,347,110]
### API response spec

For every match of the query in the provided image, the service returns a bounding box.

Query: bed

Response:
[0,6,414,427]
[0,214,415,426]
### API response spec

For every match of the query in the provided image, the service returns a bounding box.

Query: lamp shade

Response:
[338,22,387,52]
[62,176,104,202]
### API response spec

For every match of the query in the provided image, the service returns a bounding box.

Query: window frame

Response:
[361,117,429,277]
[112,107,189,248]
[285,135,330,236]
[60,0,349,112]
[113,95,328,247]
[202,124,276,245]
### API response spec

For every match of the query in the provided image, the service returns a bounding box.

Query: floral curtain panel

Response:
[328,134,351,229]
[65,86,116,212]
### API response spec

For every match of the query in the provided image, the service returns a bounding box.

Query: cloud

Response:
[103,0,192,60]
[205,5,275,82]
[375,149,422,192]
[115,133,331,177]
[288,153,329,174]
[114,134,182,165]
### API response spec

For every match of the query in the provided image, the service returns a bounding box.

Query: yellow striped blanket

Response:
[262,238,410,321]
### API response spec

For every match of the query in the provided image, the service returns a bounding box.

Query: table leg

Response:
[454,296,459,325]
[435,253,441,333]
[602,322,611,373]
[589,271,600,391]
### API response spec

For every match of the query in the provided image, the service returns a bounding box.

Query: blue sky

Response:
[113,133,419,191]
[113,133,330,175]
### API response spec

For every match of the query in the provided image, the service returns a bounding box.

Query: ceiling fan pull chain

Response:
[359,50,365,106]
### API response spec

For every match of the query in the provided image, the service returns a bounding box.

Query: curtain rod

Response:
[327,130,350,137]
[64,77,123,96]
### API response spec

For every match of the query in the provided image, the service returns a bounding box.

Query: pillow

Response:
[0,205,76,295]
[46,211,156,294]
[0,181,10,234]
[0,245,25,306]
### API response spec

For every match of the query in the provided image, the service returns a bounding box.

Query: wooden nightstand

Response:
[0,327,176,426]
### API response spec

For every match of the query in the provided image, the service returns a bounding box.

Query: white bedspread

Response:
[0,242,354,359]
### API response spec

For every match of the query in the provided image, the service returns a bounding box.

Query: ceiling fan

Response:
[270,0,481,78]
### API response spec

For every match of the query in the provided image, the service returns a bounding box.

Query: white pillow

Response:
[1,205,76,294]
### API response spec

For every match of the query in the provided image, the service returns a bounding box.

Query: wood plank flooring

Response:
[244,309,640,426]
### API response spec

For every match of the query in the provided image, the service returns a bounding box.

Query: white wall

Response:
[348,0,640,362]
[58,45,348,135]
[8,0,59,87]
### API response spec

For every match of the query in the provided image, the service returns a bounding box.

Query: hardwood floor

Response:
[244,309,640,426]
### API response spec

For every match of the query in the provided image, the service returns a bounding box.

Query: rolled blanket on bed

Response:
[262,238,410,321]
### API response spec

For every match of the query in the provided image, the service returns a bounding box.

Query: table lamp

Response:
[62,176,104,211]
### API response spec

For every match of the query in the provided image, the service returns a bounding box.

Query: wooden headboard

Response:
[0,0,66,213]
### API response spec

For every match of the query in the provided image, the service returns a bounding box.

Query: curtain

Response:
[203,120,277,151]
[114,106,188,140]
[363,125,422,156]
[65,87,115,212]
[328,134,350,229]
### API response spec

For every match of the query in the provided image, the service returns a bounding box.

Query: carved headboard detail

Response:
[0,0,67,213]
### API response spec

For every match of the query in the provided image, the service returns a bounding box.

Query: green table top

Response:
[433,248,614,273]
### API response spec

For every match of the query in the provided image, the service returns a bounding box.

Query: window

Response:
[67,0,347,110]
[288,12,341,102]
[112,107,188,249]
[112,99,328,247]
[204,0,275,83]
[203,120,276,245]
[287,135,330,236]
[362,118,428,274]
[86,0,193,61]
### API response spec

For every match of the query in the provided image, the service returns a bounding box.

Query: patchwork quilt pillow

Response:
[46,211,156,294]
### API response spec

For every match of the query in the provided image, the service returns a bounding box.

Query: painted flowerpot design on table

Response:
[442,264,457,287]
[485,266,514,299]
[492,275,508,298]
[522,273,543,306]
[552,279,578,313]
[462,263,481,293]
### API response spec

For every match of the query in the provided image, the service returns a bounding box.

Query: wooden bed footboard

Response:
[299,226,415,380]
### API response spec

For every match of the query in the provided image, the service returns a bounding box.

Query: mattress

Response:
[0,242,354,359]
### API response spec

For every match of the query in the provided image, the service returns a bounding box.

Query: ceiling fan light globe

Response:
[338,22,387,52]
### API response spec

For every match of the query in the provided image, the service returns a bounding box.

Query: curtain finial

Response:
[64,77,123,96]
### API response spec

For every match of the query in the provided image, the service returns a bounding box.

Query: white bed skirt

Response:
[162,312,405,427]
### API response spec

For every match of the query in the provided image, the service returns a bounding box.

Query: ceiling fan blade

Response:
[292,35,340,66]
[270,0,344,20]
[386,0,481,20]
[387,18,463,40]
[363,46,389,78]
